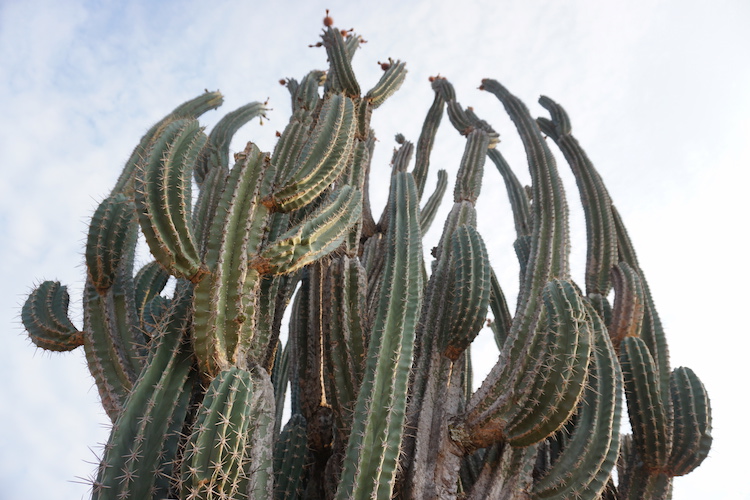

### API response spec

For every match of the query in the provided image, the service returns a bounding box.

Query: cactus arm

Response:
[620,336,672,470]
[322,256,369,437]
[257,186,362,275]
[611,206,672,400]
[537,96,617,297]
[193,143,271,375]
[335,172,423,500]
[191,163,229,257]
[531,302,623,500]
[459,80,573,447]
[269,93,356,212]
[321,27,360,97]
[85,194,137,294]
[272,112,314,183]
[419,169,448,235]
[133,261,170,323]
[364,59,407,109]
[22,280,84,352]
[667,367,712,476]
[488,267,513,349]
[134,118,208,282]
[441,224,491,361]
[487,148,531,240]
[413,82,447,198]
[609,261,645,349]
[181,366,275,500]
[195,101,269,184]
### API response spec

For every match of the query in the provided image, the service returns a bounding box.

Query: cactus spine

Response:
[21,15,710,500]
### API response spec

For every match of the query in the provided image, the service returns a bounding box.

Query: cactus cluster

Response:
[22,17,711,500]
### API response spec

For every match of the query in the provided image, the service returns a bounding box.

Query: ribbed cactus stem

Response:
[335,171,423,500]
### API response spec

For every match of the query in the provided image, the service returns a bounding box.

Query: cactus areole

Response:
[22,15,711,500]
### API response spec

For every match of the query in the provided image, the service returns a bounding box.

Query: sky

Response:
[1,1,749,499]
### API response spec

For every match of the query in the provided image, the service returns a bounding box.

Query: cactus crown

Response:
[22,14,710,500]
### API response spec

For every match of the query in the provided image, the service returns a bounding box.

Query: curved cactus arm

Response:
[321,27,360,97]
[364,59,407,109]
[537,95,617,297]
[92,283,195,500]
[135,118,208,282]
[257,186,363,275]
[285,70,325,113]
[609,261,645,349]
[269,93,356,212]
[195,100,269,184]
[480,79,570,286]
[441,224,491,361]
[111,90,223,196]
[531,302,623,500]
[335,172,423,500]
[419,169,448,235]
[22,280,84,352]
[503,279,592,446]
[82,281,133,420]
[133,261,170,324]
[667,367,712,476]
[85,194,138,294]
[193,143,272,376]
[460,80,572,448]
[84,192,145,373]
[620,335,672,470]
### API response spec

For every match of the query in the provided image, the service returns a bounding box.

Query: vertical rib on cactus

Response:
[335,171,423,500]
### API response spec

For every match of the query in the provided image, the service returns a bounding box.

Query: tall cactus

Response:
[21,14,710,500]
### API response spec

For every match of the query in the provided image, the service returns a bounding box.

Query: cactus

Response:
[21,14,711,500]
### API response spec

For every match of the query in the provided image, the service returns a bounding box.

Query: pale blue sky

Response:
[2,1,748,498]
